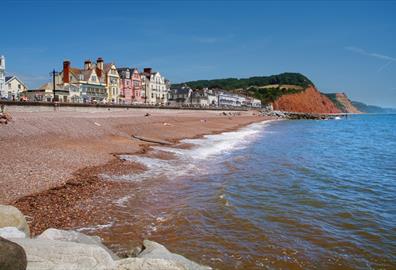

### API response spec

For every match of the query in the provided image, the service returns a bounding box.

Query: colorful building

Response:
[117,68,133,104]
[118,67,143,104]
[102,61,120,103]
[130,68,143,103]
[55,58,110,103]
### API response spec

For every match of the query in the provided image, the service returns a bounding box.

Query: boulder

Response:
[37,228,119,260]
[138,240,211,270]
[0,236,27,270]
[9,238,116,270]
[0,227,26,239]
[0,205,30,237]
[116,258,186,270]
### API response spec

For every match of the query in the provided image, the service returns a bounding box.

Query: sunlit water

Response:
[79,114,396,270]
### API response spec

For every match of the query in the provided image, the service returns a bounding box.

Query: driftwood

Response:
[131,135,172,145]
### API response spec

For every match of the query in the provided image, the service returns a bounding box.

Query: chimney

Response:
[84,59,92,70]
[96,57,104,77]
[63,60,70,83]
[144,68,152,74]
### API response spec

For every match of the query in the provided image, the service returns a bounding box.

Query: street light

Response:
[49,69,59,102]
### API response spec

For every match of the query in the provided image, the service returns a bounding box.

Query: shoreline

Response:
[0,109,275,236]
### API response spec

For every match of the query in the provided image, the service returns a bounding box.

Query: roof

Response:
[69,67,81,76]
[117,68,131,79]
[5,75,28,89]
[81,69,94,81]
[104,63,116,73]
[169,87,192,95]
[37,82,65,91]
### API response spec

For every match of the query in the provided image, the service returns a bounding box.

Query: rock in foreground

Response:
[37,228,119,260]
[116,258,186,270]
[0,205,30,237]
[9,238,116,270]
[0,236,27,270]
[138,240,212,270]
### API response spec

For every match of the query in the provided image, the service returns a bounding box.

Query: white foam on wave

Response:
[111,120,274,182]
[157,120,274,160]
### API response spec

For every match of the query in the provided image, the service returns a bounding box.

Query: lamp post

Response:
[49,69,59,102]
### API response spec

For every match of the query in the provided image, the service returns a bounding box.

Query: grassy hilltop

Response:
[173,73,313,104]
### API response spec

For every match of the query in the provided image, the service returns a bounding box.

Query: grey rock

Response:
[9,238,116,270]
[0,205,30,237]
[120,245,143,258]
[138,240,211,270]
[0,227,26,239]
[116,258,186,270]
[0,236,27,270]
[37,228,119,260]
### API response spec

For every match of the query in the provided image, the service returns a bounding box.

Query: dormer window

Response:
[92,75,97,82]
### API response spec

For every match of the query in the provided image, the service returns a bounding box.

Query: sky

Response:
[1,0,396,107]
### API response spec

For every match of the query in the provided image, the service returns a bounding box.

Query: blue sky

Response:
[2,0,396,107]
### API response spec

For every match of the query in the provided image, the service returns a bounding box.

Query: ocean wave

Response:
[110,120,273,182]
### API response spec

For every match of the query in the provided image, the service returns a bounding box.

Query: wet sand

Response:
[0,108,272,235]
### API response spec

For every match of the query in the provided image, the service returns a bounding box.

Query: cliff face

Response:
[272,86,341,114]
[332,93,361,113]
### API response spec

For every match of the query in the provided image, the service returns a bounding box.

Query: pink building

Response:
[131,68,143,103]
[117,67,143,104]
[117,68,132,104]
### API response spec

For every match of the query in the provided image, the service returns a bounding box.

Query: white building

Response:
[218,91,241,107]
[5,76,28,100]
[141,68,169,104]
[0,55,6,99]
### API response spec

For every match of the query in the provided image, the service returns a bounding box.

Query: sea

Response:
[80,114,396,270]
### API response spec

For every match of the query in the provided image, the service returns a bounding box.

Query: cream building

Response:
[103,63,120,103]
[54,58,116,103]
[5,76,28,100]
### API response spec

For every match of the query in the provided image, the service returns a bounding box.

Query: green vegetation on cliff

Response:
[324,93,347,112]
[173,72,313,104]
[173,72,313,91]
[245,86,303,104]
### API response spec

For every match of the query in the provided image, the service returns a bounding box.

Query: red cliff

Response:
[272,86,341,113]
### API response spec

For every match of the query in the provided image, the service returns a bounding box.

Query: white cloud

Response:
[345,46,395,72]
[345,46,396,61]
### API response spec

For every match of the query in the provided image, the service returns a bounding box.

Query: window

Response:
[92,75,97,82]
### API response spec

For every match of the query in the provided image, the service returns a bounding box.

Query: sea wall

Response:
[0,101,248,113]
